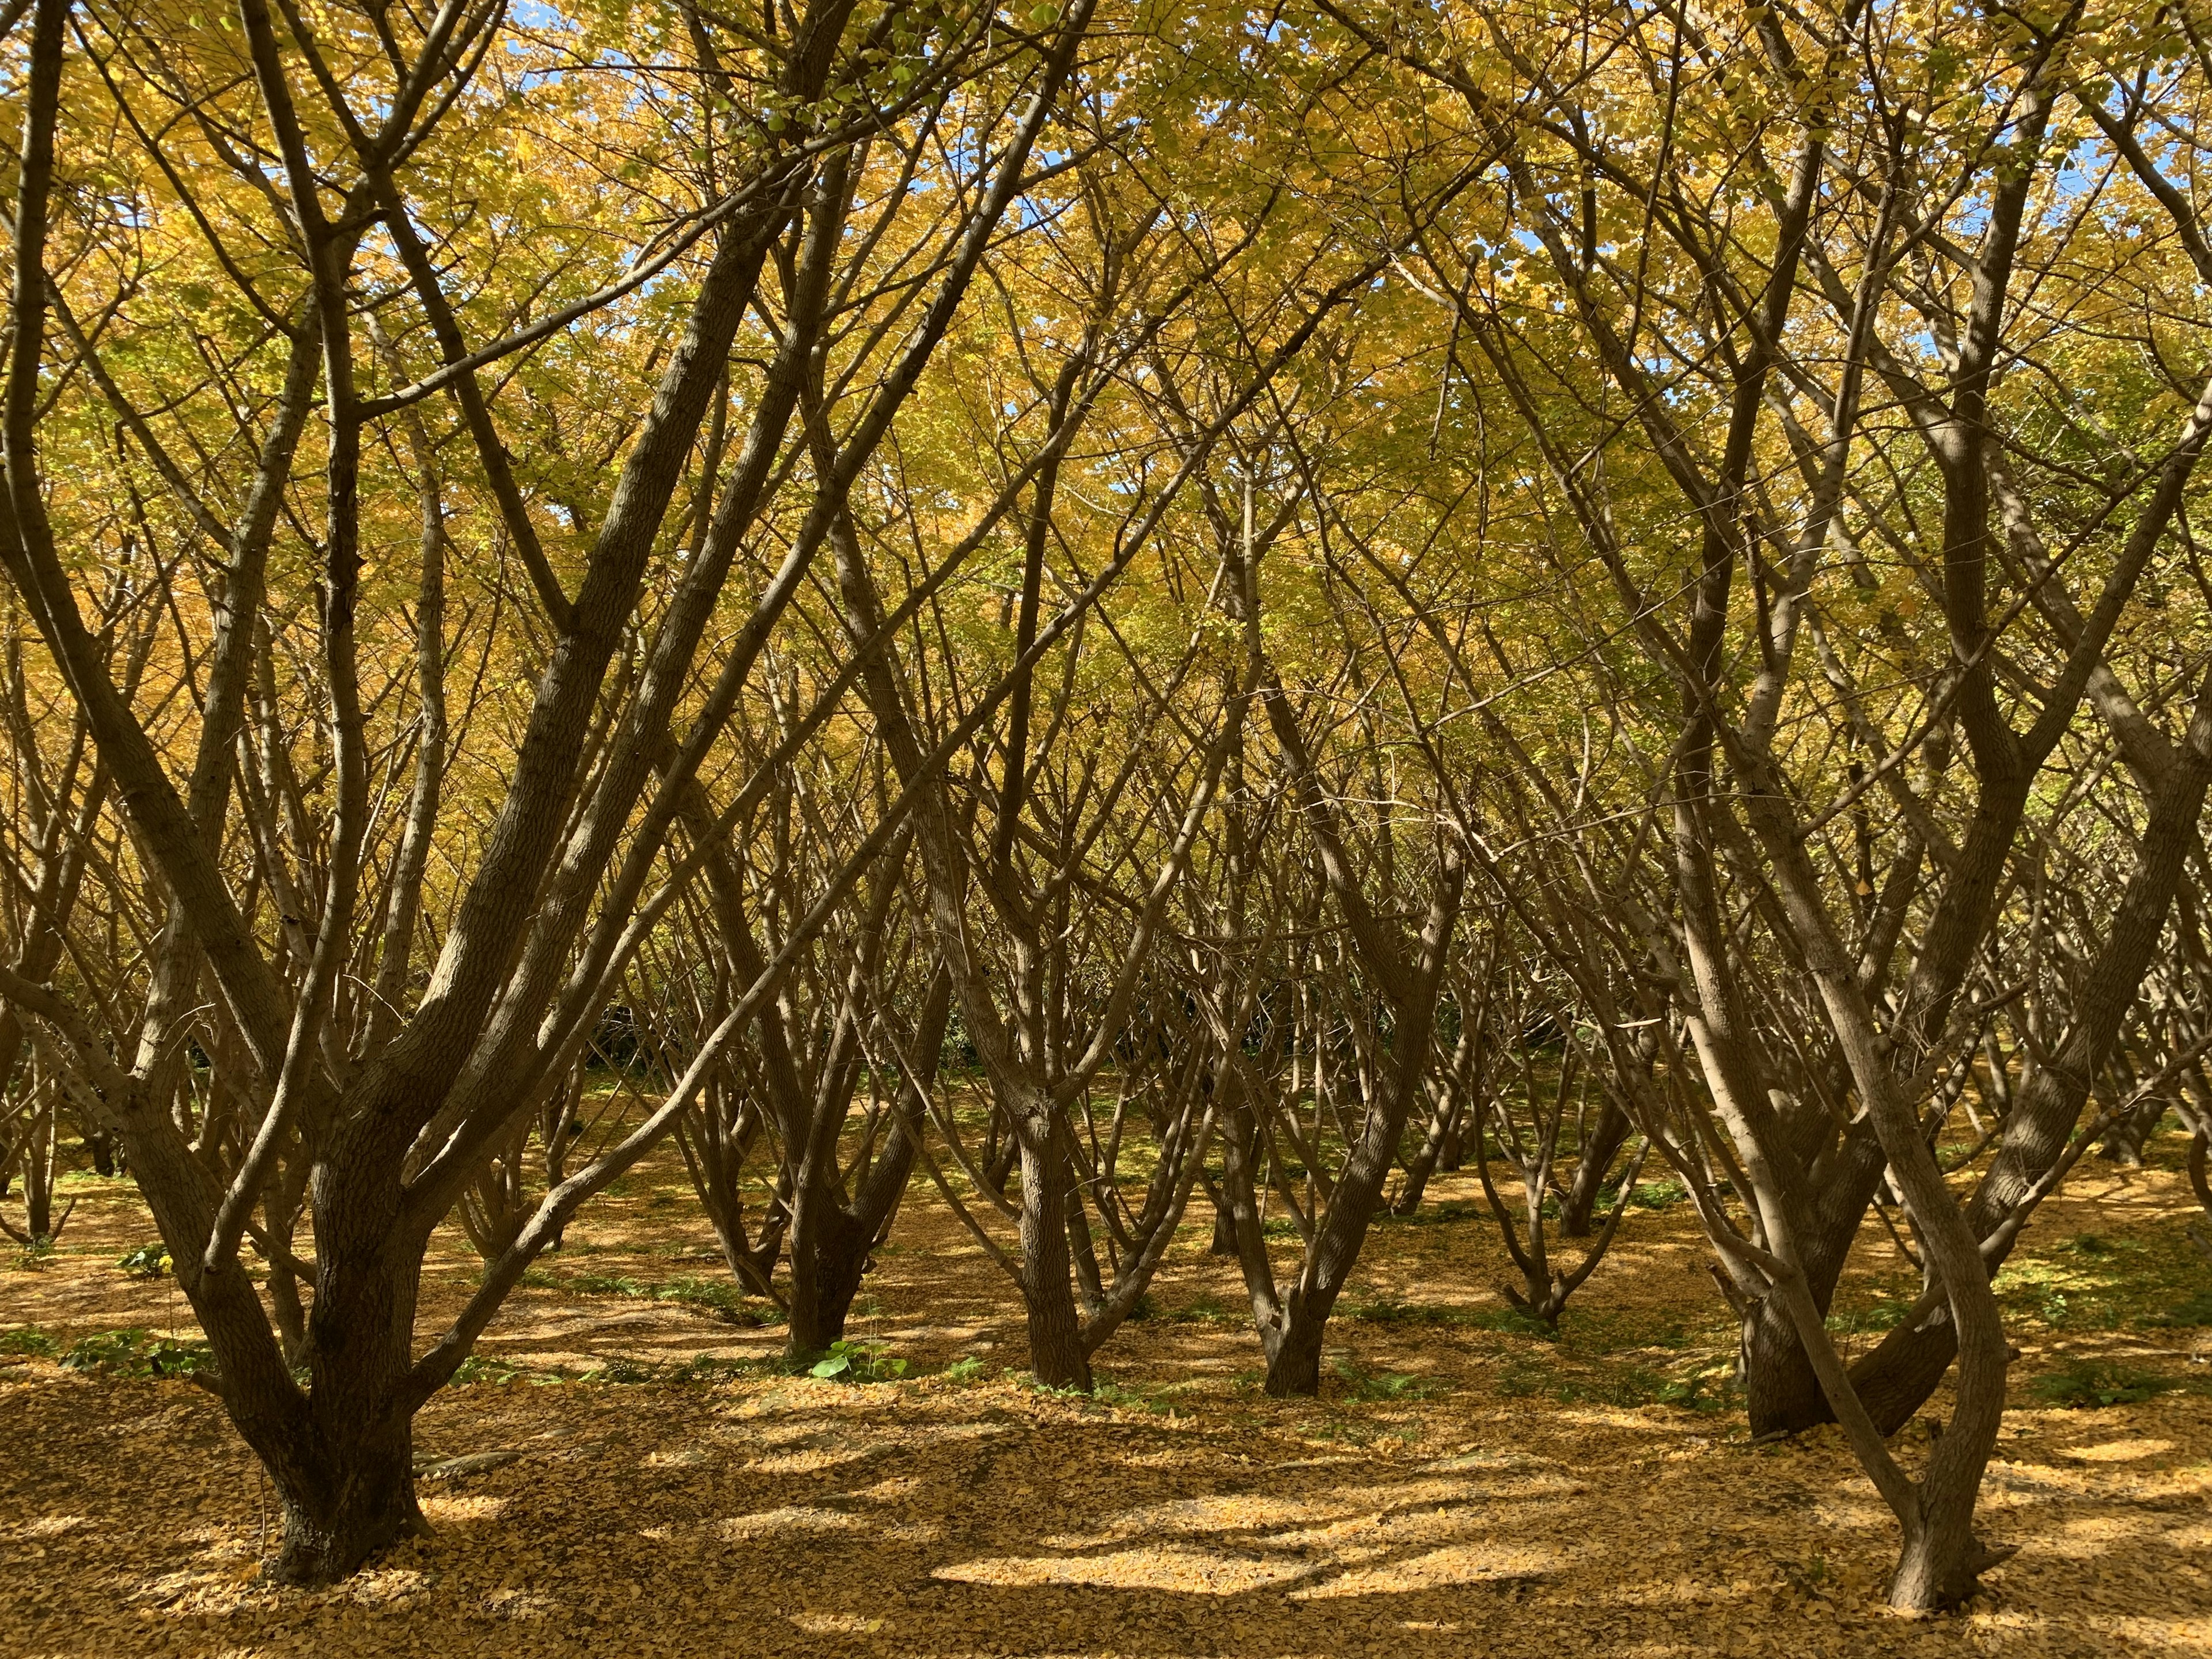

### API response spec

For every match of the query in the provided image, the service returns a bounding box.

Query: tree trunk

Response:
[268,1410,425,1587]
[783,1175,855,1362]
[1559,1094,1632,1237]
[181,1213,431,1588]
[784,1158,892,1361]
[249,1153,435,1585]
[1016,1131,1091,1390]
[2094,1094,2165,1166]
[1887,1406,2013,1612]
[797,1205,882,1354]
[1210,1195,1239,1255]
[1740,1122,1888,1435]
[1437,1111,1464,1172]
[788,1141,923,1360]
[1391,1085,1463,1215]
[1741,1291,1835,1430]
[783,971,942,1362]
[1263,1305,1325,1397]
[21,1089,54,1239]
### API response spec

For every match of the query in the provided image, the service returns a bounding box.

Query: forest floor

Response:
[2,1131,2208,1658]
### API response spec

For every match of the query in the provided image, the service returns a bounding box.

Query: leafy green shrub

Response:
[939,1354,987,1382]
[1090,1377,1171,1412]
[806,1339,907,1382]
[1648,1365,1737,1414]
[559,1270,782,1324]
[1494,1352,1734,1412]
[1827,1299,1912,1336]
[0,1327,58,1357]
[568,1271,645,1297]
[651,1275,741,1313]
[116,1244,171,1278]
[60,1329,212,1378]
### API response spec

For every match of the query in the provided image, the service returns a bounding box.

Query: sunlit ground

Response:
[3,1134,2207,1657]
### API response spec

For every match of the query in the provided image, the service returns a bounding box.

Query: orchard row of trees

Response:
[4,0,2211,1615]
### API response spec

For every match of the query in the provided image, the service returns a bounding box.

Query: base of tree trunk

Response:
[1888,1518,2012,1613]
[2095,1099,2166,1167]
[271,1438,427,1588]
[1016,1136,1092,1392]
[1741,1296,1835,1436]
[1437,1126,1464,1172]
[1263,1326,1323,1397]
[1024,1317,1093,1392]
[785,1215,873,1366]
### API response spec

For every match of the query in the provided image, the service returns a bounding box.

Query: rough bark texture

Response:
[1017,1134,1092,1391]
[1559,1096,1633,1237]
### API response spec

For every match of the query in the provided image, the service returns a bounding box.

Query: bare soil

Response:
[2,1139,2207,1657]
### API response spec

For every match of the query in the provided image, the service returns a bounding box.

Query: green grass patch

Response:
[10,1237,58,1270]
[661,1354,759,1385]
[1467,1305,1560,1340]
[1994,1215,2205,1333]
[446,1350,764,1389]
[552,1270,782,1324]
[1380,1199,1488,1227]
[1153,1292,1245,1325]
[1496,1351,1734,1413]
[1342,1291,1476,1328]
[449,1354,526,1386]
[2029,1359,2183,1410]
[1331,1354,1446,1403]
[2150,1289,2212,1328]
[1827,1298,1914,1338]
[1090,1376,1179,1412]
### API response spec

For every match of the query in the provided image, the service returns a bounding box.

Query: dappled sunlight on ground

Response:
[2,1141,2208,1655]
[3,1362,2208,1656]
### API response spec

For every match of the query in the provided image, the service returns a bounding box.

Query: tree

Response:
[1,0,1105,1582]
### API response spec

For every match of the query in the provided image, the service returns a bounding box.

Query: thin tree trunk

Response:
[1017,1128,1091,1389]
